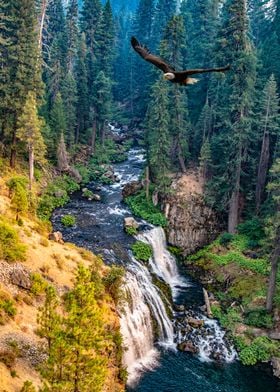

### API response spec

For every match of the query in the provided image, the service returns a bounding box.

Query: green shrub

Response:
[247,239,259,249]
[0,221,26,262]
[125,226,138,236]
[1,299,17,317]
[61,215,76,227]
[125,191,168,227]
[167,246,183,257]
[0,291,17,323]
[232,335,248,351]
[103,265,125,305]
[219,232,234,246]
[237,218,265,242]
[30,273,48,296]
[239,337,278,365]
[244,309,273,329]
[211,305,242,331]
[6,177,29,220]
[82,189,94,199]
[20,381,36,392]
[132,241,153,262]
[37,175,80,220]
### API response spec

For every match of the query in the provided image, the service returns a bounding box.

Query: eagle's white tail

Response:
[187,78,199,85]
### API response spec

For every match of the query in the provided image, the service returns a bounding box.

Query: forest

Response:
[0,0,280,391]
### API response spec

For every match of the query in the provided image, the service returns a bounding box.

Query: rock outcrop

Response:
[163,171,220,255]
[122,181,143,199]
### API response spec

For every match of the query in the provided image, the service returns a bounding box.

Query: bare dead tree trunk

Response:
[266,226,280,313]
[203,288,213,318]
[38,0,48,53]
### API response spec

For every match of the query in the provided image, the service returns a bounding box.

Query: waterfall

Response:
[137,227,189,298]
[120,257,174,385]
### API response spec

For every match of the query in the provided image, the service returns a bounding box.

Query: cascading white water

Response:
[120,257,174,385]
[137,227,189,298]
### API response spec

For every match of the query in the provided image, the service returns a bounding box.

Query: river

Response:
[52,146,279,392]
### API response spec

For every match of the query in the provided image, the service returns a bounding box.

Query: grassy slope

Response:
[0,168,124,391]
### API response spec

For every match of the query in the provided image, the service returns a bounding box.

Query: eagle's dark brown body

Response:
[131,37,230,86]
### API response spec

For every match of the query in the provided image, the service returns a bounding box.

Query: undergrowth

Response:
[125,191,167,227]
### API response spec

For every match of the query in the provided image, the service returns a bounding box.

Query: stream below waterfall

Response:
[52,146,279,392]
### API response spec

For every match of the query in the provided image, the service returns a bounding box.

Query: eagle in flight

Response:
[131,37,230,86]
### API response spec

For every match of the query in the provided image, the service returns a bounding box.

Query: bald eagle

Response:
[131,37,230,86]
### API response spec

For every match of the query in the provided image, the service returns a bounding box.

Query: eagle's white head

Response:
[163,72,175,80]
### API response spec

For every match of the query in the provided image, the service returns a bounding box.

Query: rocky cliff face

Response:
[163,171,220,255]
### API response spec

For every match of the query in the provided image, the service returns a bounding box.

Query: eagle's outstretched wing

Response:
[131,37,175,74]
[176,65,231,78]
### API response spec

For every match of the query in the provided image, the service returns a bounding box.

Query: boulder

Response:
[10,266,31,290]
[187,317,205,328]
[269,332,280,340]
[124,217,139,230]
[177,341,198,354]
[49,231,64,244]
[122,181,143,198]
[174,304,185,312]
[272,357,280,378]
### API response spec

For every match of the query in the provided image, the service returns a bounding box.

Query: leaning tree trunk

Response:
[37,0,48,53]
[266,226,280,313]
[29,145,35,191]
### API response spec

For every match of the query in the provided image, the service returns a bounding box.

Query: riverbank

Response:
[184,230,280,377]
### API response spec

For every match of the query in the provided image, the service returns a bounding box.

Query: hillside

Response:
[0,173,124,392]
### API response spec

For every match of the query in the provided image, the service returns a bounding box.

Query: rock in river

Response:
[124,217,139,230]
[177,341,199,354]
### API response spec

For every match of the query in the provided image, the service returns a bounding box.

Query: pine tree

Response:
[43,0,67,102]
[66,0,79,72]
[0,1,12,141]
[93,71,113,147]
[61,72,77,147]
[16,92,46,190]
[95,0,115,76]
[62,265,107,391]
[38,286,61,352]
[129,0,155,117]
[208,0,257,233]
[152,0,177,48]
[81,0,102,53]
[199,139,212,183]
[75,34,90,144]
[1,0,42,168]
[146,78,171,193]
[180,0,220,121]
[161,16,190,173]
[57,133,69,172]
[49,92,67,157]
[193,97,213,159]
[255,75,280,212]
